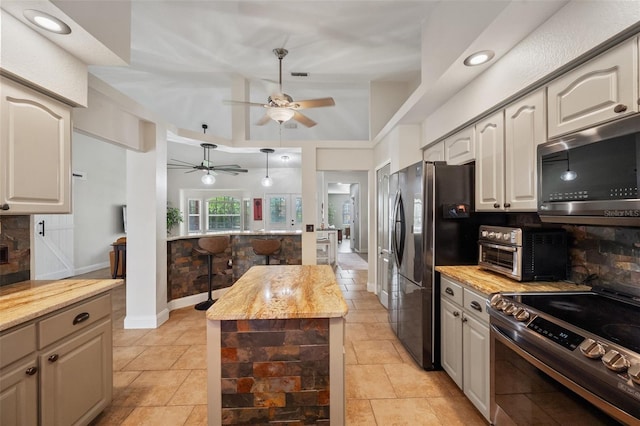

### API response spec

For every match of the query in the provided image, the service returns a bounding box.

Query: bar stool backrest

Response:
[198,236,229,255]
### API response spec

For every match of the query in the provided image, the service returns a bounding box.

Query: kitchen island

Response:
[206,265,348,425]
[0,278,123,425]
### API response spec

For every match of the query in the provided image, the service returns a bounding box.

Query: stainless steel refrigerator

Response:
[388,161,480,370]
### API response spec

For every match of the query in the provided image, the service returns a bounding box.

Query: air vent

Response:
[284,122,298,129]
[290,72,308,77]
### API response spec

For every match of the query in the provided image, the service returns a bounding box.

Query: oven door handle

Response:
[480,242,517,252]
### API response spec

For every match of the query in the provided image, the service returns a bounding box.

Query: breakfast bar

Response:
[206,265,348,425]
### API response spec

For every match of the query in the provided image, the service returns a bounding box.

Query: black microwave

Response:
[538,115,640,226]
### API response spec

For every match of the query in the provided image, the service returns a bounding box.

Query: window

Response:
[206,196,241,231]
[187,199,201,233]
[343,201,352,225]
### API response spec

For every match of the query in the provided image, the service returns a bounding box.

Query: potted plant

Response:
[166,204,183,235]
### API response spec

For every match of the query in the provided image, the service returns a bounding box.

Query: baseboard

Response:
[166,287,232,311]
[367,280,376,292]
[124,308,170,329]
[73,261,110,276]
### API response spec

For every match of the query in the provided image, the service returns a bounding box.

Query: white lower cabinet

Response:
[440,275,490,421]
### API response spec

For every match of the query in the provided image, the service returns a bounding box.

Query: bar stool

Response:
[193,236,230,311]
[251,238,282,265]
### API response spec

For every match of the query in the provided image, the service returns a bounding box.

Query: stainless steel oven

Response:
[478,226,567,281]
[489,290,640,425]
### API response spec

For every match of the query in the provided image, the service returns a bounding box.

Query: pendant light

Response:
[260,148,275,187]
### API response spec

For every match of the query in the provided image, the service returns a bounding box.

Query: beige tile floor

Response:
[85,263,486,425]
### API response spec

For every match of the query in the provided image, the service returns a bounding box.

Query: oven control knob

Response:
[481,230,489,238]
[513,308,530,322]
[488,232,496,239]
[628,364,640,385]
[578,339,605,359]
[602,350,630,373]
[503,303,517,315]
[489,295,506,310]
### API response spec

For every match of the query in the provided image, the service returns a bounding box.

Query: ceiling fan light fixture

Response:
[201,172,216,185]
[267,107,295,123]
[463,50,495,66]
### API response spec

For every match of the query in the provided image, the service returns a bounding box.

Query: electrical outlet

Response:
[306,224,314,232]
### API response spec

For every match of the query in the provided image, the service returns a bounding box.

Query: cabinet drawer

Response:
[463,288,489,324]
[38,293,111,348]
[0,324,36,366]
[440,276,463,305]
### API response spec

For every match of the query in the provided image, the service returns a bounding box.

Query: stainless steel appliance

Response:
[488,287,640,425]
[389,161,480,370]
[478,225,568,281]
[538,115,640,226]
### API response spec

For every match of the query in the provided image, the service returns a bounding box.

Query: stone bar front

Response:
[206,265,348,425]
[167,232,302,302]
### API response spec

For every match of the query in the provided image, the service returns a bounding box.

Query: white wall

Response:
[72,131,126,274]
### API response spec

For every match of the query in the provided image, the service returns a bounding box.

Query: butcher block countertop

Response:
[207,265,348,321]
[0,279,124,332]
[436,265,591,296]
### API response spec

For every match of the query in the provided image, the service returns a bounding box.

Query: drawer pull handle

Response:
[48,354,59,363]
[613,104,627,113]
[25,367,38,376]
[445,287,454,296]
[493,203,500,209]
[73,312,90,325]
[470,301,483,312]
[1,203,9,211]
[453,311,460,317]
[462,317,468,323]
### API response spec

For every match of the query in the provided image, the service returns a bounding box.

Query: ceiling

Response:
[2,1,568,169]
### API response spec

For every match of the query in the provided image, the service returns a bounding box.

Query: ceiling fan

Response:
[168,143,248,184]
[224,48,335,128]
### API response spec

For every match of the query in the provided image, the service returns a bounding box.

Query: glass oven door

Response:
[490,326,625,425]
[478,242,520,279]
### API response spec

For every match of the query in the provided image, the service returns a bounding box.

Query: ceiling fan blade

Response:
[256,114,272,126]
[293,111,317,128]
[223,100,268,108]
[213,169,247,175]
[212,167,248,173]
[291,97,335,109]
[168,159,196,165]
[210,164,245,169]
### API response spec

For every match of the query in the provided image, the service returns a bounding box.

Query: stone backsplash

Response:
[0,215,31,286]
[507,213,640,289]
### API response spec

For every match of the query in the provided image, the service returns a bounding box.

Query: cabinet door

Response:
[462,313,490,421]
[0,356,38,426]
[475,111,504,211]
[0,77,71,214]
[547,38,638,138]
[444,127,475,165]
[504,89,546,211]
[40,320,112,426]
[424,142,444,162]
[440,298,462,388]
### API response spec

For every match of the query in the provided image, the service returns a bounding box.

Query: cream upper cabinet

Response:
[424,141,445,162]
[0,77,72,214]
[547,37,638,139]
[475,112,504,211]
[504,89,546,211]
[444,126,475,165]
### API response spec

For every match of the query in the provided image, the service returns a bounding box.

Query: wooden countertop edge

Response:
[0,279,124,332]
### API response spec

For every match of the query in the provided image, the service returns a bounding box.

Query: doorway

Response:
[376,163,391,308]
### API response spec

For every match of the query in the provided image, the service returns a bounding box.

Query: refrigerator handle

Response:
[391,190,405,268]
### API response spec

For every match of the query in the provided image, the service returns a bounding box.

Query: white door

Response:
[376,163,390,308]
[265,194,302,231]
[34,214,74,279]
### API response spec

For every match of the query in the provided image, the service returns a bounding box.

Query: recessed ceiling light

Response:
[463,50,495,67]
[280,155,290,162]
[23,9,71,34]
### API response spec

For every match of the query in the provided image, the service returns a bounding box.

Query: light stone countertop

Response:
[436,265,591,296]
[207,265,348,320]
[0,279,124,332]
